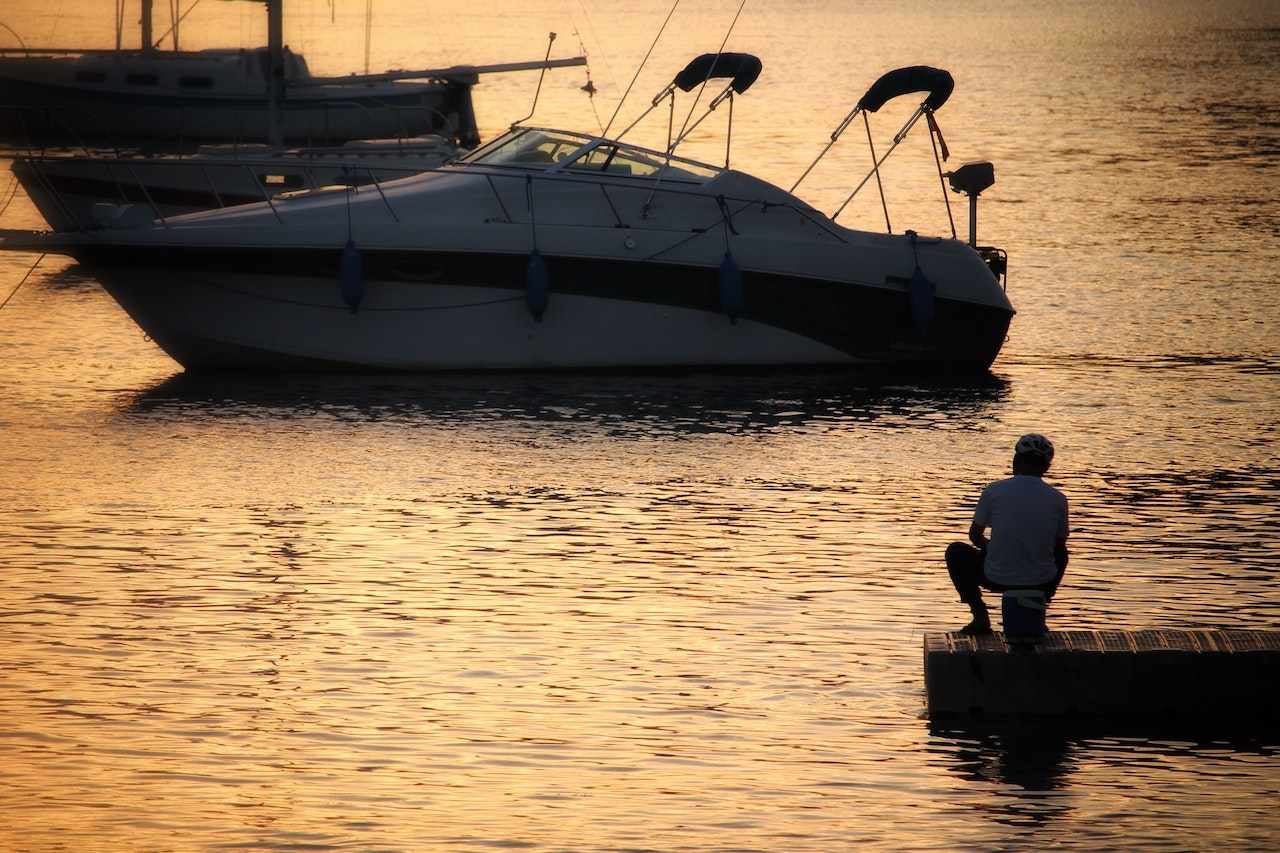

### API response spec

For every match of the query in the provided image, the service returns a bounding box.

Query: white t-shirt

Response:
[973,474,1069,586]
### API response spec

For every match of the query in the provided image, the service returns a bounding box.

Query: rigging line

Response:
[153,0,192,50]
[0,254,45,312]
[344,169,355,240]
[573,1,612,133]
[0,22,27,52]
[365,0,373,75]
[154,1,219,51]
[525,174,538,250]
[573,28,603,134]
[0,171,22,221]
[674,0,749,147]
[642,0,748,209]
[602,0,682,137]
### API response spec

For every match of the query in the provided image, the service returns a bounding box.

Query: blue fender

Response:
[718,251,744,324]
[908,264,935,336]
[526,249,549,321]
[340,240,364,314]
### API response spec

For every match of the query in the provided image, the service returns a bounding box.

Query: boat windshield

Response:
[461,128,721,183]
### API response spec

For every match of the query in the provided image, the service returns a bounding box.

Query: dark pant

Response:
[945,542,1060,606]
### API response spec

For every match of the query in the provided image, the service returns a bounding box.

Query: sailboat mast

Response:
[141,0,155,54]
[268,0,284,147]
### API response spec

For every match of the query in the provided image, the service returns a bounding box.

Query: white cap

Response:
[1015,433,1055,461]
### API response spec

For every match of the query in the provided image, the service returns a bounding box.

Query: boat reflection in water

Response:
[0,56,1014,374]
[120,368,1012,435]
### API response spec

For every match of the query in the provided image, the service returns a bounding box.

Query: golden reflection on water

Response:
[4,526,927,848]
[1,259,1277,850]
[1,350,1275,849]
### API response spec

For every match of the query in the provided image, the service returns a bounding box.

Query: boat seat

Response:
[513,149,555,163]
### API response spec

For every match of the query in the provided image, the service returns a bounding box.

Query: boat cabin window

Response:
[180,76,215,89]
[126,73,159,86]
[466,129,590,167]
[463,128,720,183]
[257,173,306,189]
[74,71,107,84]
[561,143,719,182]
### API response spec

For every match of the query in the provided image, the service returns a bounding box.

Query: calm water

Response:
[1,1,1278,851]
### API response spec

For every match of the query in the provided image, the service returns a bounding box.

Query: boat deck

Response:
[924,629,1280,717]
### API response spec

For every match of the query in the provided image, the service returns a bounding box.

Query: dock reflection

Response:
[928,716,1280,829]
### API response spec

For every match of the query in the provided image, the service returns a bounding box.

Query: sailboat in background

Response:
[1,0,586,230]
[0,0,582,152]
[9,134,467,232]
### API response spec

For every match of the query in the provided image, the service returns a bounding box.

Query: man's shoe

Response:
[960,620,992,636]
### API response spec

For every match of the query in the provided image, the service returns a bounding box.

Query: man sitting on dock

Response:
[945,433,1070,635]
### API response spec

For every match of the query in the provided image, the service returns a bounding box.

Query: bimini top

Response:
[672,52,762,95]
[457,126,724,183]
[856,65,954,113]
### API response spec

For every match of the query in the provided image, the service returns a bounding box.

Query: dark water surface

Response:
[1,1,1277,850]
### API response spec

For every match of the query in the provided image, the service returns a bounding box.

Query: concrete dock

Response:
[924,629,1280,717]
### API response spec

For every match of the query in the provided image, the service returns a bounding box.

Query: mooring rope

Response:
[0,253,45,312]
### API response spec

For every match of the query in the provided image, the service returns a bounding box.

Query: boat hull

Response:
[75,244,1013,372]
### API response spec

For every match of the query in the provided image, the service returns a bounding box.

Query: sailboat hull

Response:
[11,140,459,231]
[0,55,475,149]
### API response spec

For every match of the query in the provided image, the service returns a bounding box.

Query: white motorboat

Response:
[0,56,1015,373]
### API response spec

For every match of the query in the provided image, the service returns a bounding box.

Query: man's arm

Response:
[1046,536,1069,600]
[968,522,988,550]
